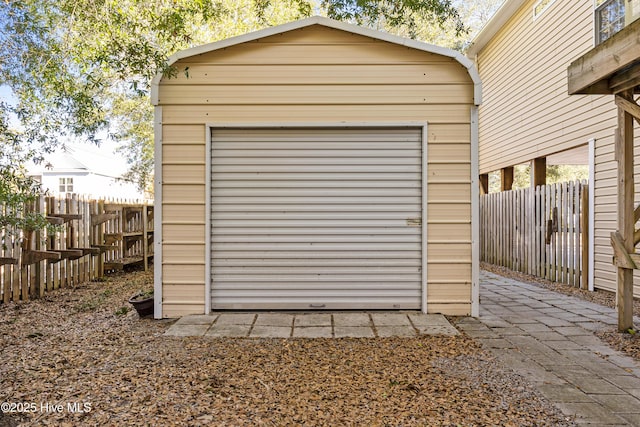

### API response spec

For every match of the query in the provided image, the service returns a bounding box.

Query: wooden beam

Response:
[609,65,640,94]
[479,174,489,195]
[612,231,637,269]
[501,167,514,191]
[615,95,640,123]
[91,213,118,226]
[91,244,119,253]
[531,157,546,187]
[69,247,101,256]
[51,213,83,223]
[46,216,65,226]
[22,250,61,265]
[615,90,635,331]
[568,19,640,95]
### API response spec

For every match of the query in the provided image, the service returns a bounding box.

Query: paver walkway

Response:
[457,271,640,426]
[165,311,459,338]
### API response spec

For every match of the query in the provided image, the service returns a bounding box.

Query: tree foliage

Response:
[487,164,590,193]
[0,0,473,199]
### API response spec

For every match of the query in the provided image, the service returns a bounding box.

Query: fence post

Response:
[581,183,589,290]
[35,195,45,297]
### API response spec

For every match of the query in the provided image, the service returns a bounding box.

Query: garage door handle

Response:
[309,304,326,308]
[406,217,421,226]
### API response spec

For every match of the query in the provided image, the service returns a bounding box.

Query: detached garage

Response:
[151,16,482,319]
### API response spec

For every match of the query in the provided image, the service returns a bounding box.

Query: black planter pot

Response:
[128,294,154,317]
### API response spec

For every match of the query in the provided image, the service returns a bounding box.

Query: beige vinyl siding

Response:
[161,105,472,125]
[158,24,474,316]
[475,0,640,297]
[593,130,640,296]
[160,123,207,317]
[477,0,614,173]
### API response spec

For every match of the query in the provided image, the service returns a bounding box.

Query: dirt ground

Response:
[482,262,640,363]
[0,267,574,426]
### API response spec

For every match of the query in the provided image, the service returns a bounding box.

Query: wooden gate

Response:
[480,181,588,288]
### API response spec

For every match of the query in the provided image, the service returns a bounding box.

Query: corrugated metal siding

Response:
[158,24,474,317]
[210,127,423,309]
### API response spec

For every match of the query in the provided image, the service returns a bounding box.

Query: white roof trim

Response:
[150,16,482,105]
[465,0,527,58]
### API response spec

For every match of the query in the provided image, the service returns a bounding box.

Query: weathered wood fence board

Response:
[0,194,153,304]
[480,181,588,288]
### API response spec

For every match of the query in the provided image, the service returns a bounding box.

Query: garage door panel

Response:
[211,204,420,212]
[212,180,421,189]
[212,188,421,197]
[212,235,421,243]
[213,142,420,150]
[212,266,420,274]
[213,274,420,282]
[212,258,421,267]
[212,196,421,205]
[211,164,422,173]
[211,211,422,220]
[212,172,422,181]
[210,127,422,310]
[212,242,422,251]
[213,149,422,158]
[212,226,420,234]
[212,251,420,259]
[212,156,421,165]
[209,300,419,310]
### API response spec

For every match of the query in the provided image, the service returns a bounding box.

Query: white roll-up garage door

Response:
[210,127,423,310]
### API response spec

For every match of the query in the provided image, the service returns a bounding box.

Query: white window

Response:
[533,0,556,19]
[595,0,625,44]
[59,177,74,193]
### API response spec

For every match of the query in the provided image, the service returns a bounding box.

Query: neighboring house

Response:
[151,16,481,319]
[29,147,144,200]
[467,0,640,295]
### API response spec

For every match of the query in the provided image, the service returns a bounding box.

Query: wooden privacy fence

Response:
[480,181,588,288]
[0,194,153,304]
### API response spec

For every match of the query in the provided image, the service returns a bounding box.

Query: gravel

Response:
[0,268,575,426]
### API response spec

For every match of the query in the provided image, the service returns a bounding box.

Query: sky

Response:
[0,84,130,176]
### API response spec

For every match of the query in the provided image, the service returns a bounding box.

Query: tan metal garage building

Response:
[151,16,481,318]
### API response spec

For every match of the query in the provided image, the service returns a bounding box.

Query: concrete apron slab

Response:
[467,270,640,427]
[164,312,459,338]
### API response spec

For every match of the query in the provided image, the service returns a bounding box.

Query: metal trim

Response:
[207,122,427,311]
[471,106,480,317]
[153,106,163,319]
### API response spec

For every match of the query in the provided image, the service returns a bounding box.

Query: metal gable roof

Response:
[150,16,482,105]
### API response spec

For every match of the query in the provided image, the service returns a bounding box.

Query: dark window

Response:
[596,0,625,44]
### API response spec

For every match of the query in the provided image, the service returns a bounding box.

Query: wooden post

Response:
[97,200,105,277]
[479,174,489,195]
[580,184,589,290]
[143,204,149,271]
[532,157,547,187]
[35,195,45,297]
[615,91,635,332]
[501,167,514,191]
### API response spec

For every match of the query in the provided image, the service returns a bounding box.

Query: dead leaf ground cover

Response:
[0,268,574,426]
